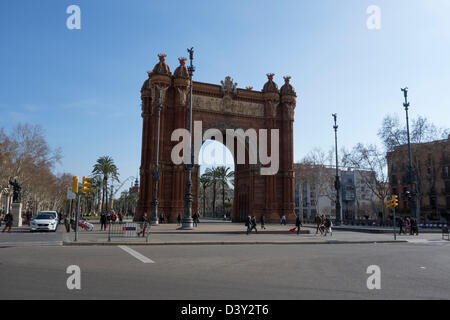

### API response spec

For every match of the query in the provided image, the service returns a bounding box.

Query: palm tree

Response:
[199,174,211,216]
[204,167,220,217]
[91,175,103,214]
[216,166,234,217]
[92,156,119,213]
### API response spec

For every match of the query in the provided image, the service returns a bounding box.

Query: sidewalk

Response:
[61,220,449,246]
[303,223,443,234]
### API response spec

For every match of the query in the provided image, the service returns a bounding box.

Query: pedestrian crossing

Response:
[0,241,63,248]
[406,238,449,244]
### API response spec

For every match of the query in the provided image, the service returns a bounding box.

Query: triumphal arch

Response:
[137,54,297,223]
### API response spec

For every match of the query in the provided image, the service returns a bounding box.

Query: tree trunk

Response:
[203,186,206,217]
[222,182,225,217]
[101,184,105,213]
[105,178,108,213]
[212,182,216,217]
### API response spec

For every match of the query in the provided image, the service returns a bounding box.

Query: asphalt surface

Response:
[1,241,449,299]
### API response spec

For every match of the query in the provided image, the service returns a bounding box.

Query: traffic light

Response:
[72,176,79,194]
[386,199,394,208]
[392,195,398,208]
[81,177,93,194]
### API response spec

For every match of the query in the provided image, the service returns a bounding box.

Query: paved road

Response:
[1,242,449,299]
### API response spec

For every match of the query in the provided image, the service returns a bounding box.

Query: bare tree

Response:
[378,114,449,152]
[0,124,69,214]
[342,144,389,221]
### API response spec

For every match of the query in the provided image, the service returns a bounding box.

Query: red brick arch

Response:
[137,58,296,223]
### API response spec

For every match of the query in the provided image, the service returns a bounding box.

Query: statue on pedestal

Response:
[9,177,21,203]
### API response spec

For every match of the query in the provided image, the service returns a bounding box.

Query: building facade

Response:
[387,135,450,222]
[137,54,297,223]
[294,164,378,221]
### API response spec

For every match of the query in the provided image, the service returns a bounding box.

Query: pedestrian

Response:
[295,215,302,235]
[405,217,411,235]
[323,216,332,236]
[412,218,419,236]
[118,212,123,223]
[249,215,258,234]
[260,214,266,230]
[26,210,32,225]
[177,213,181,225]
[398,217,404,235]
[100,213,107,231]
[192,213,198,227]
[245,215,251,235]
[2,212,13,233]
[315,215,323,235]
[281,214,286,226]
[159,213,165,224]
[137,213,149,237]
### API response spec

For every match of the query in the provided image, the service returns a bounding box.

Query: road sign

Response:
[67,187,76,199]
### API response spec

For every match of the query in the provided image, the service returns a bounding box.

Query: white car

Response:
[30,212,59,232]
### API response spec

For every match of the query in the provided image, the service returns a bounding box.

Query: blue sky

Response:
[1,0,449,193]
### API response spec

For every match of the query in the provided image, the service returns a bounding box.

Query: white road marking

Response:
[118,245,154,263]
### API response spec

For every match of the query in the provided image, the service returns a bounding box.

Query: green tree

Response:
[204,167,220,217]
[199,174,211,216]
[215,166,234,217]
[92,156,119,213]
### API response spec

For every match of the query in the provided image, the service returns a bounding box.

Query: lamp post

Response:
[151,88,163,225]
[181,47,195,230]
[401,87,419,219]
[332,114,342,225]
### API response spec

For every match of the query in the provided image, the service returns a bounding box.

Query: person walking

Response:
[295,215,302,235]
[249,215,258,234]
[245,215,251,235]
[192,213,198,227]
[412,218,419,236]
[323,216,332,236]
[398,217,404,235]
[281,215,286,226]
[100,213,107,231]
[260,214,266,230]
[2,212,13,233]
[137,213,149,237]
[315,215,323,235]
[26,210,32,225]
[405,217,411,235]
[176,213,181,226]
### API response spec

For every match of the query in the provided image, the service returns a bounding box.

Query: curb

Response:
[62,240,408,246]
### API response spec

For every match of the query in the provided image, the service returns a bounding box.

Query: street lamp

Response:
[401,87,419,219]
[332,113,342,225]
[151,88,163,225]
[181,47,195,230]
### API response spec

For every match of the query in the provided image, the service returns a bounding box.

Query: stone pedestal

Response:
[11,202,22,227]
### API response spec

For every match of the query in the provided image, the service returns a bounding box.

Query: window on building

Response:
[403,200,408,209]
[446,181,450,193]
[443,166,449,178]
[429,196,437,208]
[391,175,398,185]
